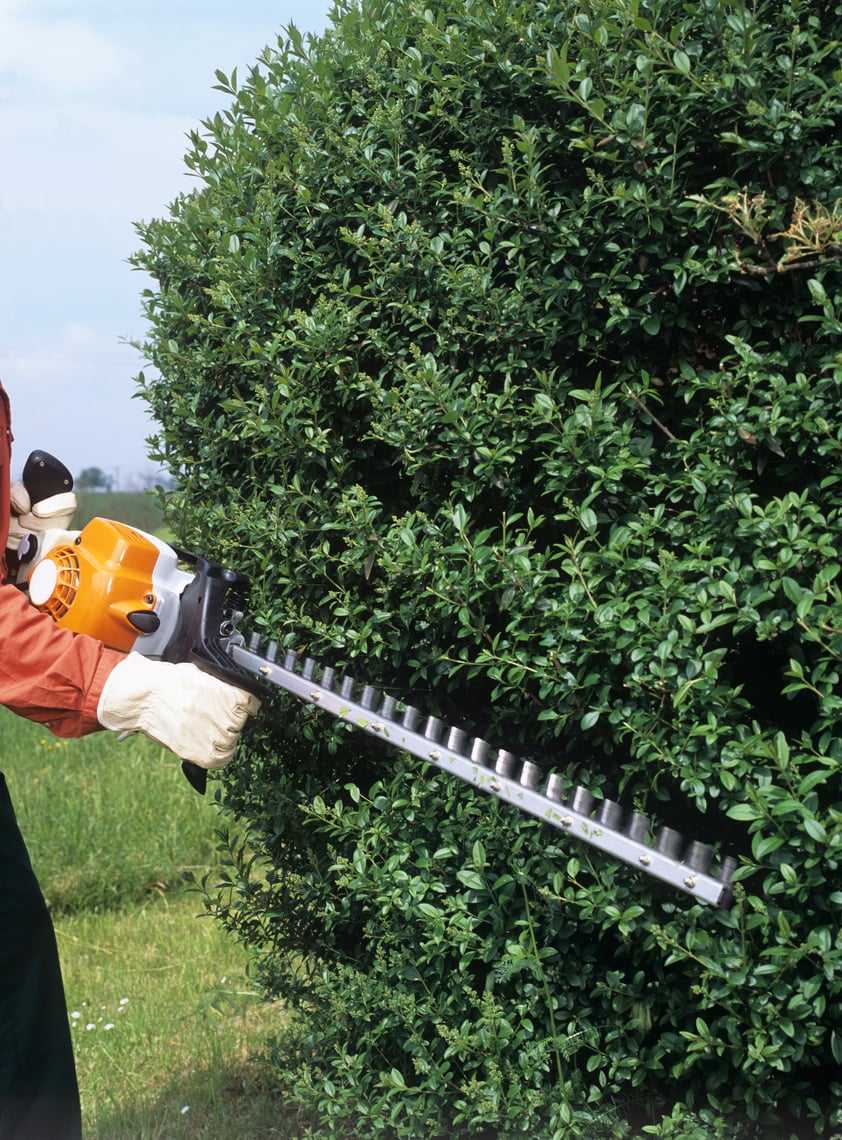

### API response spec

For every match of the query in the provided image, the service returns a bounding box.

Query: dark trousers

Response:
[0,773,81,1139]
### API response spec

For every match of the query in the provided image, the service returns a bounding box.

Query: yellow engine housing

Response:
[27,516,193,654]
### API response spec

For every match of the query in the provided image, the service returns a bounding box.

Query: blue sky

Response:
[0,0,333,487]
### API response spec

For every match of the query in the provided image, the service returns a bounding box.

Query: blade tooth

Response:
[320,666,336,691]
[626,812,651,843]
[655,826,683,860]
[265,640,279,663]
[446,726,467,753]
[379,694,397,721]
[545,772,565,802]
[469,738,490,766]
[718,855,738,885]
[519,760,541,789]
[283,650,298,671]
[596,798,623,829]
[248,632,262,652]
[301,657,317,682]
[339,675,355,700]
[360,685,379,711]
[569,786,594,816]
[684,840,713,874]
[424,715,443,742]
[495,749,517,778]
[402,705,421,730]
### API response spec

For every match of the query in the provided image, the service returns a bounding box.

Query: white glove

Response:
[7,481,78,552]
[97,654,261,768]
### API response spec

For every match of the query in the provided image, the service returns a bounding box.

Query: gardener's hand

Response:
[6,481,78,576]
[97,654,261,767]
[8,480,77,544]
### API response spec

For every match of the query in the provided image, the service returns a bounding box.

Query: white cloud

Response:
[0,6,127,94]
[0,104,196,219]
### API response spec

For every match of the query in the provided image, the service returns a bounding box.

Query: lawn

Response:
[1,707,302,1139]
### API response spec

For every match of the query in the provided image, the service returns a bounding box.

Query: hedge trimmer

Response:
[14,453,737,908]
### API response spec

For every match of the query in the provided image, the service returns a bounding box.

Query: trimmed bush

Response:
[133,1,842,1135]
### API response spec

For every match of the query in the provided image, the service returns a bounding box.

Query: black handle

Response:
[161,554,265,794]
[22,449,74,502]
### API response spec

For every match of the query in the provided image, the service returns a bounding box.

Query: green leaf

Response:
[547,44,570,85]
[752,834,785,859]
[733,493,753,518]
[781,577,804,605]
[673,49,691,75]
[808,278,827,304]
[803,817,828,844]
[726,803,764,822]
[580,507,598,533]
[798,770,830,795]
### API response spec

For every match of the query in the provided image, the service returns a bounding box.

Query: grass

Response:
[1,707,303,1139]
[74,490,168,534]
[60,899,296,1139]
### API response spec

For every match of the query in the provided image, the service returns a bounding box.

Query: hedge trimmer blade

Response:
[230,636,738,908]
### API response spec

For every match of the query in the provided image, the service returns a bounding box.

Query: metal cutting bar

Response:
[229,641,736,908]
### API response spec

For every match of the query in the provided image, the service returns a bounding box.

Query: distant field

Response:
[74,490,168,534]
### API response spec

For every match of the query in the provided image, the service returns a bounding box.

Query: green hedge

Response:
[133,1,842,1135]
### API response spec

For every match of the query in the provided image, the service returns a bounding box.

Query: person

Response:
[0,379,261,1138]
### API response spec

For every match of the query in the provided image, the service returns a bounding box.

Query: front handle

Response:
[161,554,266,794]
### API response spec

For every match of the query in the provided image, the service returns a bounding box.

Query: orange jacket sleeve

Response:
[1,379,123,737]
[0,583,124,737]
